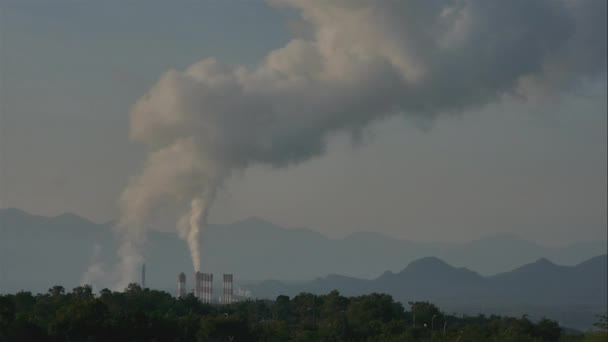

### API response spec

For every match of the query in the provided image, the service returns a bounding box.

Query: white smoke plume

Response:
[80,243,106,287]
[111,0,606,286]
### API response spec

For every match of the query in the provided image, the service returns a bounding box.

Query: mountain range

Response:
[246,254,607,330]
[248,254,607,309]
[0,208,606,293]
[1,208,605,329]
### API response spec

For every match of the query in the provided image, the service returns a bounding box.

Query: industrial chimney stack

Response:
[194,271,202,299]
[177,272,186,298]
[179,270,233,303]
[141,263,146,288]
[222,274,233,304]
[201,273,213,304]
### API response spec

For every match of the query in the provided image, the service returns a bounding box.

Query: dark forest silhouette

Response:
[1,284,606,341]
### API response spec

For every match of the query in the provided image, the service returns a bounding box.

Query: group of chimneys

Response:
[177,271,234,304]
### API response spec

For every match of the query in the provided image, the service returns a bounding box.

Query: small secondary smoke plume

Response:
[109,0,606,286]
[80,243,106,287]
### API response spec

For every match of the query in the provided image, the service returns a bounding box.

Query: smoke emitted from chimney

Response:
[80,243,106,287]
[177,197,211,273]
[107,0,606,286]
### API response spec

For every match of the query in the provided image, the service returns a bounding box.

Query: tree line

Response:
[0,284,606,341]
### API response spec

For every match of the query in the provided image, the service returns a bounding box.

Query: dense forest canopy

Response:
[0,284,606,341]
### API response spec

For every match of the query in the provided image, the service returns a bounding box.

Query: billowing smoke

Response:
[111,0,606,286]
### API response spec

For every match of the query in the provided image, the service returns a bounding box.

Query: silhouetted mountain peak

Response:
[404,256,451,272]
[0,207,28,217]
[0,208,98,230]
[492,257,564,282]
[394,257,484,284]
[533,257,555,266]
[520,257,561,272]
[0,207,38,223]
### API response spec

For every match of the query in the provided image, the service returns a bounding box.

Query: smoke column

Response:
[108,0,606,286]
[179,195,214,272]
[186,199,204,272]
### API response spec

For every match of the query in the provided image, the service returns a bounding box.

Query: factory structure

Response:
[176,271,238,304]
[139,264,247,304]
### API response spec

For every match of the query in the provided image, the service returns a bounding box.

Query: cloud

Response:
[109,0,606,285]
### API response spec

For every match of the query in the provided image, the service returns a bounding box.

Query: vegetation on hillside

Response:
[0,284,605,341]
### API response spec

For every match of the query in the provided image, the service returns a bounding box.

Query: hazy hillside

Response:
[1,208,606,294]
[246,255,608,305]
[246,255,608,330]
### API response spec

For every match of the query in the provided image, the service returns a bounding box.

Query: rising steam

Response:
[178,195,215,272]
[104,0,606,287]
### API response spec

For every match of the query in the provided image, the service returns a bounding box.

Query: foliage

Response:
[592,313,607,331]
[0,284,599,341]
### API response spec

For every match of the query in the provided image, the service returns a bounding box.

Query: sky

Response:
[0,0,606,246]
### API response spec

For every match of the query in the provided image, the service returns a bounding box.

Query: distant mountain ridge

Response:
[0,208,606,293]
[246,254,608,330]
[247,254,607,302]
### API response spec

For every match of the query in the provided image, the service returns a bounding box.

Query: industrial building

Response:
[177,271,234,304]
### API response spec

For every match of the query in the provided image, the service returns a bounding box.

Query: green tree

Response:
[71,285,94,300]
[408,301,442,329]
[48,285,65,297]
[318,290,350,340]
[535,318,562,341]
[272,295,291,321]
[0,285,588,341]
[48,299,110,341]
[0,296,16,341]
[593,314,608,331]
[198,314,253,342]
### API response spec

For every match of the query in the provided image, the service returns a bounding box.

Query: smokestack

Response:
[209,273,213,303]
[201,272,207,302]
[141,263,146,288]
[201,273,213,304]
[222,274,233,305]
[194,271,202,300]
[177,272,186,298]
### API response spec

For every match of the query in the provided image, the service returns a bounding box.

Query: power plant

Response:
[174,271,235,304]
[138,263,241,304]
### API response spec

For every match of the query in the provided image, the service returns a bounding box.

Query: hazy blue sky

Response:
[1,0,606,245]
